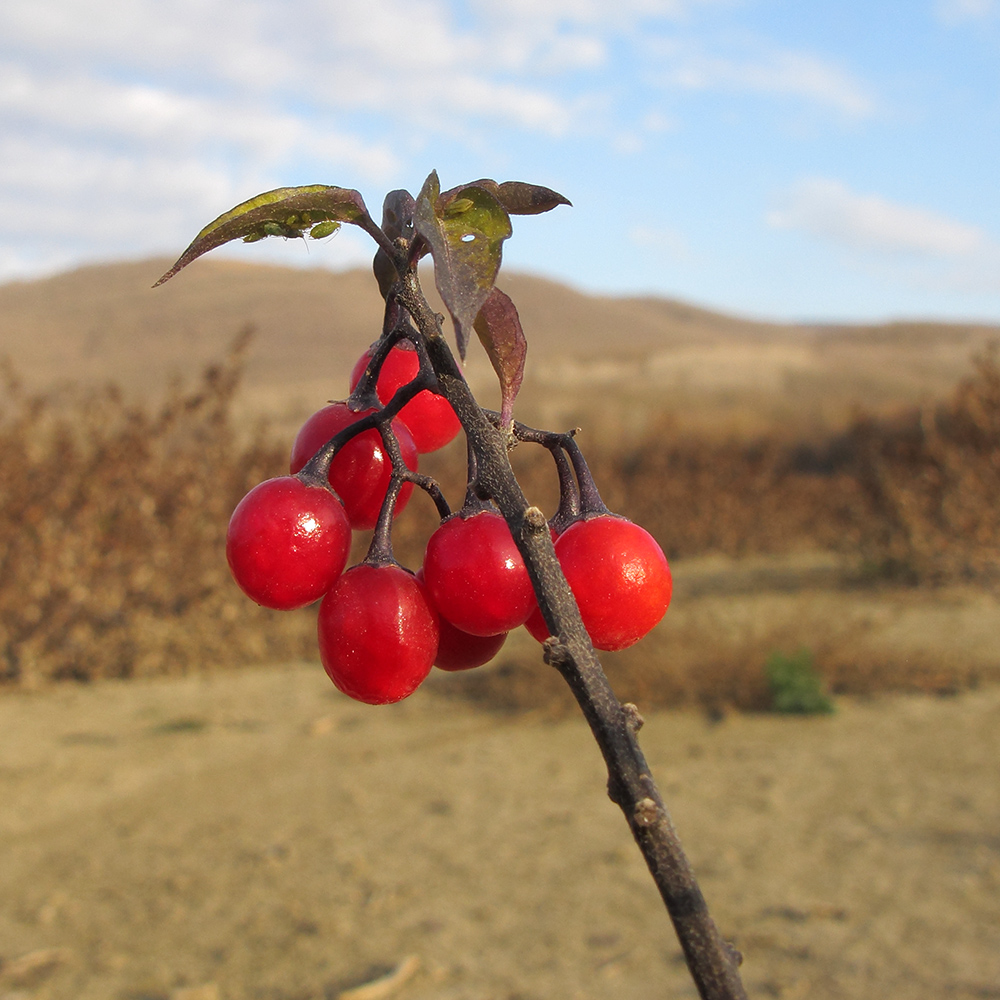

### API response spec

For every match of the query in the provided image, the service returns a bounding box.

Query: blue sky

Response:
[1,0,998,322]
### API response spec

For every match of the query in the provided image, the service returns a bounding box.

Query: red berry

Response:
[351,344,461,453]
[434,618,507,671]
[226,476,351,610]
[414,570,507,671]
[318,563,439,704]
[524,515,671,651]
[422,510,535,637]
[289,403,418,530]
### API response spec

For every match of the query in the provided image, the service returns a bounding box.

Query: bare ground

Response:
[1,658,998,1000]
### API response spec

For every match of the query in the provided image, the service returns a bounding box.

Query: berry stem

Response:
[365,470,403,566]
[303,358,430,485]
[297,413,380,487]
[396,267,747,1000]
[547,440,581,534]
[378,418,452,521]
[408,472,452,521]
[349,323,410,409]
[462,437,492,512]
[563,434,610,517]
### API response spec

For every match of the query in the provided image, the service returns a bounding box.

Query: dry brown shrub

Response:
[0,331,316,687]
[581,346,1000,582]
[2,339,997,703]
[847,347,1000,582]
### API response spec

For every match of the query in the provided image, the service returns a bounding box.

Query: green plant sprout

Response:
[766,649,835,715]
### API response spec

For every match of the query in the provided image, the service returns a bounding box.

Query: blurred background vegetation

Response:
[2,259,999,711]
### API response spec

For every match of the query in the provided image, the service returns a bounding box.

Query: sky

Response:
[1,0,999,323]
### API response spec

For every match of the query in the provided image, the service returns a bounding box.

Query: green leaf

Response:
[154,185,372,286]
[474,287,526,429]
[412,171,512,360]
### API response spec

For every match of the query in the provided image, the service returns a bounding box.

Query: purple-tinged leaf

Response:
[474,287,526,429]
[372,189,417,300]
[381,189,416,241]
[412,171,512,360]
[454,179,571,216]
[496,181,571,215]
[154,185,375,286]
[372,249,398,301]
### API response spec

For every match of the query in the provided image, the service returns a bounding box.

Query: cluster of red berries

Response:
[226,341,672,706]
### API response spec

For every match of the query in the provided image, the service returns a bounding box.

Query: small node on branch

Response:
[607,775,628,808]
[633,797,660,828]
[623,702,645,734]
[523,506,548,533]
[725,942,745,968]
[542,636,571,667]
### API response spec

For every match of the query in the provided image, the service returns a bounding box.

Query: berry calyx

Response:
[350,343,461,453]
[289,402,419,531]
[422,508,535,637]
[525,515,672,651]
[318,563,439,704]
[225,476,351,610]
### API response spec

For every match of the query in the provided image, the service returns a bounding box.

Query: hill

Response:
[2,258,998,439]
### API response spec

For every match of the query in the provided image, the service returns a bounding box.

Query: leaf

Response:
[380,189,416,240]
[372,249,397,301]
[412,171,512,360]
[496,181,572,216]
[474,287,526,428]
[154,185,372,286]
[372,189,416,300]
[444,179,570,216]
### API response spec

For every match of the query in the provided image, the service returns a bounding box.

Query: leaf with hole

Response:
[412,171,512,359]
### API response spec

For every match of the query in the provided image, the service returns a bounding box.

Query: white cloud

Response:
[0,136,238,242]
[767,178,986,257]
[0,0,636,280]
[651,41,875,118]
[0,0,585,136]
[0,0,891,286]
[935,0,997,24]
[0,1,295,89]
[0,66,398,176]
[470,0,716,27]
[642,111,677,132]
[768,179,1000,297]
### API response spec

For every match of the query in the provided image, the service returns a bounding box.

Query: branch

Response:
[396,270,748,1000]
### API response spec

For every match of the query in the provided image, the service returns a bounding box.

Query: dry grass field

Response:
[1,665,998,1000]
[1,259,999,998]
